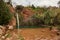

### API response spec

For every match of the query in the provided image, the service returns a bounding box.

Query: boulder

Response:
[7,25,13,30]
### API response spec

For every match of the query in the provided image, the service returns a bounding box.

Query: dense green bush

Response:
[0,0,12,25]
[31,9,58,26]
[31,12,45,26]
[44,11,51,25]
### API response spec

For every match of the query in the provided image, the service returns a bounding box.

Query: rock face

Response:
[7,4,16,29]
[22,8,34,22]
[6,16,16,30]
[8,17,16,27]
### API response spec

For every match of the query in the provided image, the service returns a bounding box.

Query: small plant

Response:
[17,35,24,40]
[5,33,11,38]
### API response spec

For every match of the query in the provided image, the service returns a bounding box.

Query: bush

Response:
[31,13,45,26]
[0,0,12,25]
[54,13,60,24]
[43,10,57,25]
[44,11,51,25]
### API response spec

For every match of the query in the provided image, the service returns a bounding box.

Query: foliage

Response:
[15,5,24,12]
[44,11,51,25]
[57,14,60,24]
[32,13,44,26]
[31,4,35,9]
[55,13,60,24]
[0,0,12,25]
[16,5,60,28]
[18,12,24,25]
[58,1,60,7]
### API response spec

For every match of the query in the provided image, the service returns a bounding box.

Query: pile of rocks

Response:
[0,25,14,40]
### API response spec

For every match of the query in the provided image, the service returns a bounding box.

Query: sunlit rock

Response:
[7,25,13,30]
[0,25,6,36]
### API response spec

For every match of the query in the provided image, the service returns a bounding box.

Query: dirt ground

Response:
[5,28,60,40]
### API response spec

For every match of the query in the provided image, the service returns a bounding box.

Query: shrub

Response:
[43,9,57,25]
[31,13,45,26]
[44,11,50,25]
[0,0,12,25]
[54,13,60,24]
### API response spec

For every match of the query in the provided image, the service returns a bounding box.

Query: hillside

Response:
[0,1,60,40]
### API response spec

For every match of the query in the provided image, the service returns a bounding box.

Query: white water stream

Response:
[16,13,20,34]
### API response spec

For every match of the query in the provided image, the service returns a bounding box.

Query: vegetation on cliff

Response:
[0,0,12,25]
[15,5,60,28]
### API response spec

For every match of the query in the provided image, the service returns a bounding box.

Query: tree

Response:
[5,0,12,6]
[15,5,24,12]
[0,0,12,25]
[58,1,60,8]
[31,4,35,9]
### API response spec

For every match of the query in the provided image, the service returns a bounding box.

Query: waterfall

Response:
[16,13,19,34]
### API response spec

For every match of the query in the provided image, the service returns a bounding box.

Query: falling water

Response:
[16,13,24,40]
[16,13,19,34]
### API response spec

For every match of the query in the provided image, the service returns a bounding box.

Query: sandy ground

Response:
[4,28,60,40]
